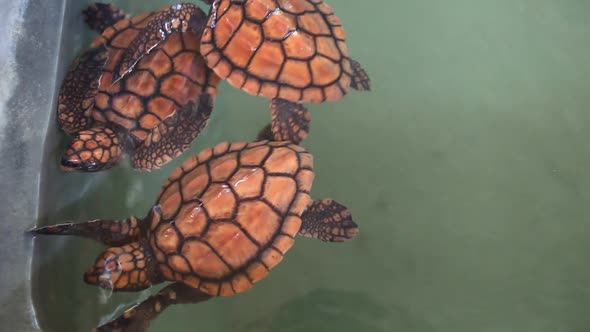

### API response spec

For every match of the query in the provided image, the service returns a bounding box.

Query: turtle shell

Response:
[148,140,315,297]
[200,0,353,104]
[88,8,219,142]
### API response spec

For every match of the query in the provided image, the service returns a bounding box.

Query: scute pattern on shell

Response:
[201,0,354,103]
[88,10,219,141]
[65,126,123,166]
[148,141,314,297]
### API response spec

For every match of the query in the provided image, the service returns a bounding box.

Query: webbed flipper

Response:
[83,3,127,33]
[299,199,359,242]
[269,98,311,144]
[113,4,208,81]
[58,44,108,134]
[30,217,142,247]
[95,282,211,332]
[349,58,371,91]
[255,124,274,142]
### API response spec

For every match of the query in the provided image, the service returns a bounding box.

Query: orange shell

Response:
[87,9,219,141]
[149,140,314,297]
[200,0,353,104]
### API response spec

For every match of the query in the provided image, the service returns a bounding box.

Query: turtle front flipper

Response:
[95,282,211,332]
[112,4,208,82]
[132,95,213,170]
[348,59,371,91]
[29,217,142,246]
[58,43,108,134]
[268,98,311,144]
[299,199,359,242]
[82,3,127,33]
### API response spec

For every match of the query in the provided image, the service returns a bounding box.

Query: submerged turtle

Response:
[31,137,359,331]
[112,0,371,144]
[58,3,219,171]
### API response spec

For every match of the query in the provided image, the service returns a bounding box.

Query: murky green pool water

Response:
[32,0,590,331]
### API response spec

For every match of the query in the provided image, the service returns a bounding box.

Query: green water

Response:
[32,0,590,331]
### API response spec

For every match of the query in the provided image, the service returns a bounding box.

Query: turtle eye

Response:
[60,155,104,172]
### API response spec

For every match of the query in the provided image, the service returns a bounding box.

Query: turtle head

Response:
[84,242,158,291]
[61,126,124,172]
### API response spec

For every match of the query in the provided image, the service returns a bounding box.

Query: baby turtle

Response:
[59,3,219,171]
[31,137,359,331]
[112,1,371,144]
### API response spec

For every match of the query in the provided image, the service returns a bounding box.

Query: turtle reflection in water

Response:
[31,135,359,331]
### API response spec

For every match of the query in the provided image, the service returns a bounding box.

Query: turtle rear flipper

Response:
[256,99,311,143]
[299,199,359,242]
[131,94,213,170]
[268,98,311,144]
[255,124,273,142]
[83,3,127,33]
[95,282,211,332]
[58,44,108,134]
[29,216,142,247]
[349,58,371,91]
